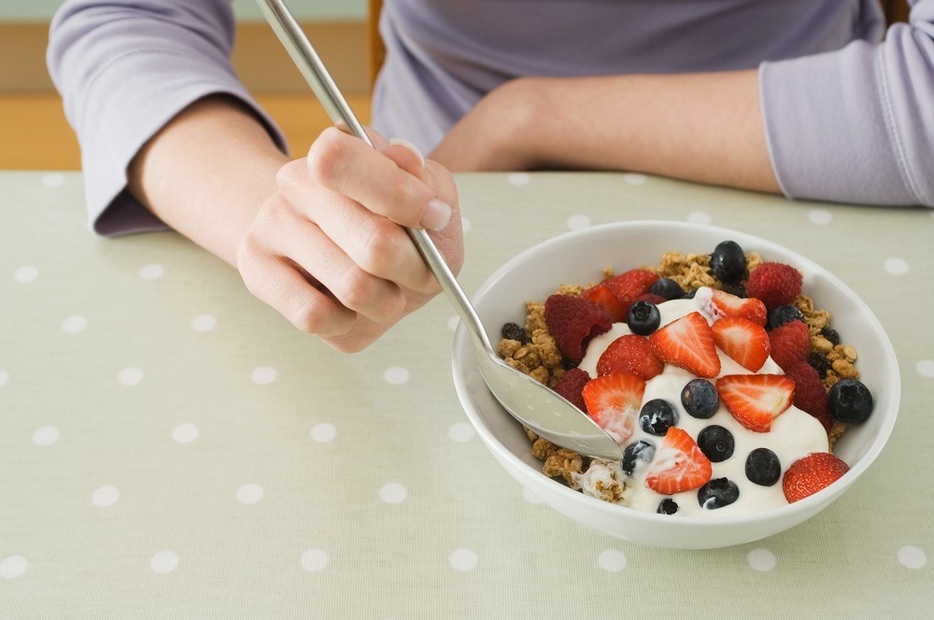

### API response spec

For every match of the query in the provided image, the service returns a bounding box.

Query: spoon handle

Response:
[256,0,493,352]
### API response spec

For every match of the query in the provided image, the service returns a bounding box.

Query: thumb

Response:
[382,138,427,180]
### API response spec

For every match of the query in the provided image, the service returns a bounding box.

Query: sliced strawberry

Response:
[581,283,628,323]
[581,373,646,444]
[747,262,803,311]
[603,269,659,316]
[543,294,612,365]
[553,367,591,412]
[782,452,849,503]
[768,320,811,371]
[711,316,770,372]
[707,289,767,326]
[644,427,713,495]
[596,334,665,380]
[716,374,795,432]
[648,312,721,378]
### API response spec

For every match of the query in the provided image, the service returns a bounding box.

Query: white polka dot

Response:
[449,548,478,571]
[448,422,475,442]
[32,426,60,446]
[309,422,336,443]
[0,556,28,580]
[41,173,66,188]
[300,549,329,572]
[460,215,472,234]
[138,264,165,281]
[884,257,909,276]
[447,315,461,332]
[747,548,777,572]
[91,485,120,507]
[686,211,712,225]
[383,366,410,385]
[150,551,179,574]
[379,482,408,504]
[623,173,647,185]
[918,360,934,378]
[507,172,531,186]
[61,315,88,333]
[897,545,927,570]
[13,265,38,283]
[566,214,591,231]
[190,314,216,332]
[0,370,8,387]
[522,487,543,504]
[598,549,627,572]
[172,423,199,444]
[251,367,277,385]
[117,367,144,386]
[236,483,265,505]
[808,209,833,225]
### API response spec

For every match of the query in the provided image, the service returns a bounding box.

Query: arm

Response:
[48,1,464,352]
[432,0,934,207]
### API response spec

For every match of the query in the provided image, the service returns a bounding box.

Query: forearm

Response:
[128,95,289,265]
[436,69,780,194]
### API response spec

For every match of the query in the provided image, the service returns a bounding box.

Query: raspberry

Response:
[553,368,591,412]
[784,362,831,432]
[747,262,803,310]
[768,320,810,371]
[543,294,612,365]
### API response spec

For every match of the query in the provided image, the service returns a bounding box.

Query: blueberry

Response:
[709,240,746,283]
[745,448,781,486]
[622,440,656,475]
[697,425,735,463]
[767,305,804,330]
[828,379,874,424]
[698,477,740,510]
[681,379,719,419]
[501,322,529,344]
[639,399,679,436]
[657,498,679,515]
[626,301,661,335]
[648,278,685,300]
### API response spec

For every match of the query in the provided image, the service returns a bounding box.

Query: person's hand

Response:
[237,127,463,352]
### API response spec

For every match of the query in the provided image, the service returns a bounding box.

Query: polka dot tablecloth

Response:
[1,171,932,619]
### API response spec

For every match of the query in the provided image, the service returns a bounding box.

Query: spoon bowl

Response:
[257,0,622,460]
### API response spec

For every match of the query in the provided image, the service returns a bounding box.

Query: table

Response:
[2,171,932,618]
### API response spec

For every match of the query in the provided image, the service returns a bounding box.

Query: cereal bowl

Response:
[451,220,899,548]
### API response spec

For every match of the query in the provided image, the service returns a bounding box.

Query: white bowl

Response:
[451,221,899,548]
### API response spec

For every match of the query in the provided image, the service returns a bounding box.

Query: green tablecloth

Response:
[2,171,932,618]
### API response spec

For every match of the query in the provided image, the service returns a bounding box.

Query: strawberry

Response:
[648,311,721,378]
[747,262,803,310]
[784,361,832,432]
[633,292,667,307]
[596,334,665,380]
[644,427,713,495]
[711,316,770,372]
[768,320,811,371]
[706,289,767,326]
[716,374,795,432]
[581,282,628,323]
[782,452,850,503]
[553,367,591,412]
[543,294,612,365]
[581,373,646,444]
[603,269,660,315]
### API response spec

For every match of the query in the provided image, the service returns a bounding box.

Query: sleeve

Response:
[760,0,934,207]
[46,0,289,236]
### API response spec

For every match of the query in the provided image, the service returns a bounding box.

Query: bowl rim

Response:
[452,219,900,528]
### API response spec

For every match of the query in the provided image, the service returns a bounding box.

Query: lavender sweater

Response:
[47,0,933,235]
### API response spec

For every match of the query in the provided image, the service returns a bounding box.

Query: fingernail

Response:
[389,137,425,167]
[421,198,452,231]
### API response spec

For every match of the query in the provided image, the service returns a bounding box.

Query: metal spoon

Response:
[256,0,622,460]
